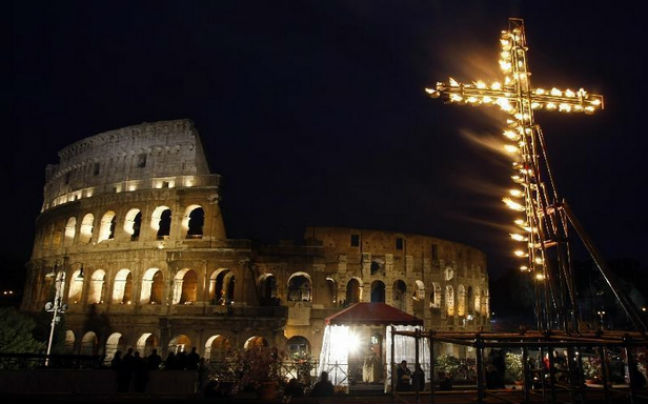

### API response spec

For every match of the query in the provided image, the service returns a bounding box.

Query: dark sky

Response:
[5,1,647,288]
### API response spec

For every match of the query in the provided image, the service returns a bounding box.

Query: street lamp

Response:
[596,309,606,330]
[44,262,83,366]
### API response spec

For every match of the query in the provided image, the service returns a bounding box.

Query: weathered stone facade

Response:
[23,119,490,361]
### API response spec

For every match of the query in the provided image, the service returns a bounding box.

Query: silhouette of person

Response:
[310,371,334,397]
[412,363,425,391]
[187,347,200,370]
[133,351,149,392]
[118,348,134,392]
[165,351,177,370]
[396,360,412,391]
[147,349,162,370]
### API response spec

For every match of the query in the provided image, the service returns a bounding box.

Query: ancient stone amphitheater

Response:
[22,119,490,362]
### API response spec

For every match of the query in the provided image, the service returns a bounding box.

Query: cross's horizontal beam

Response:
[426,79,604,114]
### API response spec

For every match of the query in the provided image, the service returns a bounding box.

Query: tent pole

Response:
[415,328,420,403]
[391,325,396,396]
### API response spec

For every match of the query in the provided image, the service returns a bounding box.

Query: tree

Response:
[0,308,44,354]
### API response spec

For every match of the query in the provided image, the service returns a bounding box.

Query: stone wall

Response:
[23,119,490,365]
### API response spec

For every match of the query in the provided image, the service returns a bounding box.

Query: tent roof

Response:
[324,303,423,326]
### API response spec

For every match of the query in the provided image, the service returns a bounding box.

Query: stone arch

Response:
[112,269,133,304]
[67,269,84,304]
[64,217,76,245]
[286,336,310,357]
[64,330,75,353]
[287,272,311,302]
[457,285,466,316]
[184,205,205,238]
[105,332,124,361]
[124,208,142,241]
[392,280,407,310]
[209,268,235,305]
[87,269,106,304]
[151,206,172,239]
[173,268,198,304]
[168,334,191,354]
[430,282,442,308]
[136,333,159,356]
[474,287,481,314]
[371,280,385,303]
[325,277,337,305]
[140,268,163,304]
[244,336,268,350]
[446,285,455,316]
[258,273,277,304]
[345,277,362,304]
[467,286,474,314]
[80,331,98,356]
[79,213,94,243]
[204,335,232,361]
[414,280,425,300]
[97,211,117,242]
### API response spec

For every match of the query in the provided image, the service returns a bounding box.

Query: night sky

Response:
[6,1,647,294]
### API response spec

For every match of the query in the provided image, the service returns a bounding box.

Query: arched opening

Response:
[346,278,361,304]
[98,211,117,242]
[446,285,455,316]
[124,209,142,241]
[244,336,268,351]
[413,280,425,317]
[286,336,310,359]
[112,269,133,304]
[325,277,337,305]
[64,217,76,245]
[457,285,466,317]
[186,206,204,238]
[136,333,159,356]
[67,269,84,304]
[168,334,191,354]
[474,287,482,314]
[64,330,75,354]
[140,268,163,304]
[392,280,407,310]
[204,335,231,361]
[79,213,94,243]
[151,206,172,239]
[371,280,385,303]
[105,332,124,361]
[209,269,235,305]
[370,260,384,276]
[258,274,278,305]
[87,269,105,304]
[467,286,474,314]
[80,331,98,356]
[173,269,198,304]
[430,282,442,308]
[287,272,311,302]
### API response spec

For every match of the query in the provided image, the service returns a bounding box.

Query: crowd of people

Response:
[109,347,204,392]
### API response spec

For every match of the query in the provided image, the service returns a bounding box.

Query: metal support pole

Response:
[429,336,435,404]
[476,335,485,404]
[547,346,557,404]
[566,346,577,403]
[415,329,420,403]
[624,336,637,404]
[391,326,396,396]
[522,346,530,404]
[598,345,610,404]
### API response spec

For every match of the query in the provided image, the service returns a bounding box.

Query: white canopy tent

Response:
[317,303,431,393]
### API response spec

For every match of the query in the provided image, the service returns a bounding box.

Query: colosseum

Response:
[22,119,490,364]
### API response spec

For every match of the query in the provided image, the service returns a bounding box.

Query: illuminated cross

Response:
[426,18,605,331]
